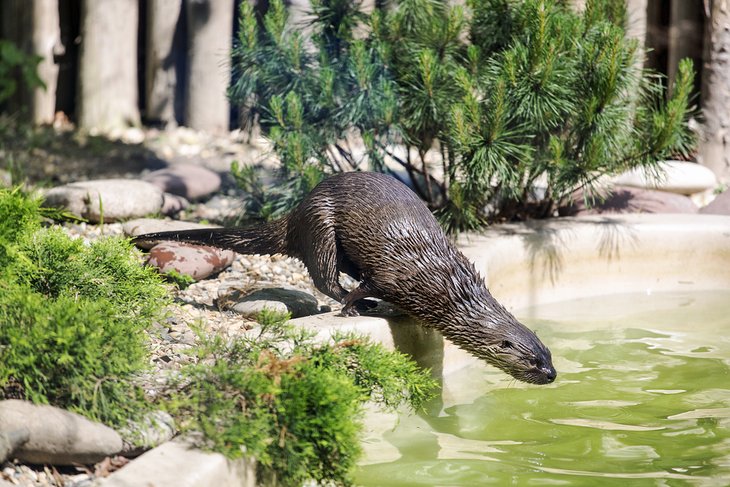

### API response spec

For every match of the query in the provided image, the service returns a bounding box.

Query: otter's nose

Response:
[542,367,557,383]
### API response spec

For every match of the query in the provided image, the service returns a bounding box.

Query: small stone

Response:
[217,286,320,319]
[699,189,730,215]
[43,179,164,223]
[0,169,11,187]
[0,400,123,465]
[161,193,190,216]
[122,127,146,144]
[561,186,698,216]
[147,242,236,281]
[611,161,718,195]
[143,163,222,200]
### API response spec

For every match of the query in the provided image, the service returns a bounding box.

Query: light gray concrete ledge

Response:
[97,439,255,487]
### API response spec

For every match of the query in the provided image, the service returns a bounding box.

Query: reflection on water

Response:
[357,291,730,486]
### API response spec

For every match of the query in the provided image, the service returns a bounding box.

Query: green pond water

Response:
[356,290,730,486]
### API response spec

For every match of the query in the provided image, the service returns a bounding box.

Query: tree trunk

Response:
[77,0,140,131]
[0,1,32,115]
[145,0,184,126]
[184,0,234,133]
[626,0,648,56]
[668,0,704,90]
[32,0,62,125]
[700,0,730,182]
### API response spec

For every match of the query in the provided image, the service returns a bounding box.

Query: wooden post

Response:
[184,0,234,133]
[700,0,730,182]
[668,0,704,90]
[32,0,62,125]
[145,0,184,126]
[77,0,140,132]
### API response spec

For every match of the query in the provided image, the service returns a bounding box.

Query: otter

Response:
[134,172,556,384]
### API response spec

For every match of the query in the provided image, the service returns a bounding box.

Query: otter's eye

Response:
[500,340,513,349]
[528,357,538,367]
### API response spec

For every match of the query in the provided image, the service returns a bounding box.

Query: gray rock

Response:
[217,286,320,318]
[0,169,11,187]
[147,242,236,281]
[611,161,718,195]
[143,163,222,200]
[700,189,730,215]
[161,192,190,216]
[43,179,164,223]
[119,410,176,457]
[123,218,220,249]
[0,428,30,463]
[98,438,256,487]
[561,186,698,216]
[0,400,123,465]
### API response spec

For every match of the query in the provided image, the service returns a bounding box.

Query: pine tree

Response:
[230,0,695,233]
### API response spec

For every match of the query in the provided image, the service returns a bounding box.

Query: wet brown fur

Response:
[134,172,556,384]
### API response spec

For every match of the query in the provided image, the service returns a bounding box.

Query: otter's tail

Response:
[132,219,288,256]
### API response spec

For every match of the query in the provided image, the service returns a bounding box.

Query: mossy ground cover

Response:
[0,187,436,486]
[0,187,169,425]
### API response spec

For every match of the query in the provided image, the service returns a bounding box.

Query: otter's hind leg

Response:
[298,224,351,304]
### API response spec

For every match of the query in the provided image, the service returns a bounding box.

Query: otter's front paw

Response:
[340,305,360,317]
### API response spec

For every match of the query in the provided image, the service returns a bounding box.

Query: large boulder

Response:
[217,285,321,318]
[147,242,236,281]
[561,186,698,216]
[44,179,164,223]
[0,400,123,465]
[699,189,730,215]
[143,163,222,200]
[611,161,718,195]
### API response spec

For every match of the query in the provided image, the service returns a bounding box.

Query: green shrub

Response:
[9,227,168,322]
[175,311,436,486]
[230,0,695,232]
[0,188,169,426]
[0,283,150,424]
[0,187,42,267]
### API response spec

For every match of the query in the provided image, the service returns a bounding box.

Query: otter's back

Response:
[292,172,459,300]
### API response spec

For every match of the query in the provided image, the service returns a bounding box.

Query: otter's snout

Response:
[533,364,557,384]
[485,327,557,385]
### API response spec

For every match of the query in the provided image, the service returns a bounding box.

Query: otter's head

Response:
[480,322,556,384]
[448,307,556,384]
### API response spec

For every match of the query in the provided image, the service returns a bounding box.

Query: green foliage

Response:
[0,40,45,106]
[174,311,436,486]
[0,187,169,426]
[163,268,197,289]
[0,187,43,266]
[0,283,150,425]
[230,0,696,232]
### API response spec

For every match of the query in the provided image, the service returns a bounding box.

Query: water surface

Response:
[357,291,730,486]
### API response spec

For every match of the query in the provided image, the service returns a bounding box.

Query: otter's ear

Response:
[500,340,514,349]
